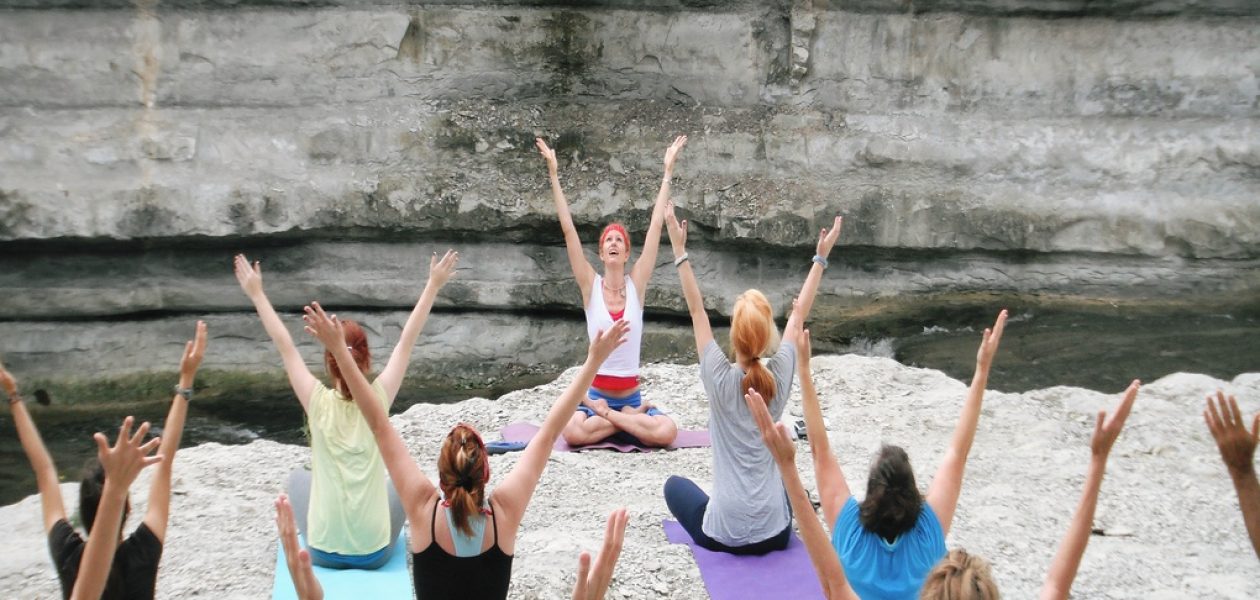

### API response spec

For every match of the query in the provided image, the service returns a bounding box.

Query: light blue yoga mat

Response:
[272,534,412,599]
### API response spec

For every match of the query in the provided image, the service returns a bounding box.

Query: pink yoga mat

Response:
[663,520,826,600]
[498,421,710,452]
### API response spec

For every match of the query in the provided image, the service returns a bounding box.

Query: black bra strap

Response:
[430,498,440,541]
[489,496,500,545]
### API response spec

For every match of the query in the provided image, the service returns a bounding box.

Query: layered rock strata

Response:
[1,1,1256,390]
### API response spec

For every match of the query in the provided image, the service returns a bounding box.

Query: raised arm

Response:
[926,309,1007,535]
[143,320,206,542]
[2,360,67,532]
[303,302,436,522]
[629,135,687,303]
[1204,390,1260,560]
[1041,380,1139,600]
[375,250,459,402]
[783,216,841,346]
[71,417,163,600]
[665,201,712,355]
[746,388,858,600]
[537,138,596,301]
[235,254,318,409]
[494,320,630,521]
[276,494,324,600]
[572,508,630,600]
[796,328,851,529]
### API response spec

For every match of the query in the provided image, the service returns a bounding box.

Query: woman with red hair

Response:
[535,135,686,448]
[663,200,842,554]
[303,301,630,599]
[234,250,458,570]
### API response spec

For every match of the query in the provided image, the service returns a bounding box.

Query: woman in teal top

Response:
[799,310,1008,599]
[747,329,1141,600]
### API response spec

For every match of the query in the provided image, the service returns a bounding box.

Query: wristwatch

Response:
[173,385,193,401]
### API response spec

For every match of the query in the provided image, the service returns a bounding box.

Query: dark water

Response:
[2,308,1256,507]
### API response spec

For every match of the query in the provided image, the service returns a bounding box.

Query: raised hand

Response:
[1206,390,1259,475]
[588,319,631,365]
[536,137,559,176]
[1093,380,1139,459]
[428,249,460,290]
[815,216,843,258]
[93,416,163,488]
[665,201,688,255]
[0,357,17,399]
[745,388,796,465]
[796,327,812,371]
[302,302,346,351]
[975,309,1008,371]
[276,494,323,600]
[663,135,687,174]
[234,253,264,298]
[178,321,208,386]
[573,508,630,600]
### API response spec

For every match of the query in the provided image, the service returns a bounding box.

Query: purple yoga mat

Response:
[498,421,710,452]
[663,520,825,600]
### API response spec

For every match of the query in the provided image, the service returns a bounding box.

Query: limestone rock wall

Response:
[1,0,1256,387]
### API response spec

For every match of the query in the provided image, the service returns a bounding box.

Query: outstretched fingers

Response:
[586,508,629,600]
[744,388,774,436]
[572,552,591,600]
[597,320,631,349]
[1092,380,1139,458]
[1111,379,1140,429]
[989,309,1009,346]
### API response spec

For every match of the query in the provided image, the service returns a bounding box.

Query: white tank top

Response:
[585,275,643,377]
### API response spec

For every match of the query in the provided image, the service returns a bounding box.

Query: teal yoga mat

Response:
[272,535,412,599]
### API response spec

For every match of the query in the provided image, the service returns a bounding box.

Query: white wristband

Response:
[674,253,690,267]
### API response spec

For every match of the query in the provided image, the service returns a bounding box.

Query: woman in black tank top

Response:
[304,301,631,599]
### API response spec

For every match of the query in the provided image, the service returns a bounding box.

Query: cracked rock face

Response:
[0,1,1257,387]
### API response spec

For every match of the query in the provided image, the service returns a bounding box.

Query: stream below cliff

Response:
[1,307,1255,506]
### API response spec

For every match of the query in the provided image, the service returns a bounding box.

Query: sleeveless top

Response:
[306,380,391,554]
[584,275,643,377]
[412,500,514,600]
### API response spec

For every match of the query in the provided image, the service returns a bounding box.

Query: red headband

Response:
[600,223,631,256]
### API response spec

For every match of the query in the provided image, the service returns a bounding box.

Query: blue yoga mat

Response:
[664,520,825,600]
[272,534,412,599]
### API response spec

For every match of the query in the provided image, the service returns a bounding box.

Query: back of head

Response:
[920,549,1000,600]
[79,457,129,535]
[438,425,490,537]
[730,289,778,403]
[859,445,922,542]
[324,319,371,398]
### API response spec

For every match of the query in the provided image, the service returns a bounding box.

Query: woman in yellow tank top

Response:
[234,250,459,569]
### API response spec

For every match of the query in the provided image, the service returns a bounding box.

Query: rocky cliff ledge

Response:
[1,0,1256,392]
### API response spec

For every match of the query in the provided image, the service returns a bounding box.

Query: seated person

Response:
[4,321,205,599]
[537,136,684,448]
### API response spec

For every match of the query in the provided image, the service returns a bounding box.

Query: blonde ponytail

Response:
[920,549,1000,600]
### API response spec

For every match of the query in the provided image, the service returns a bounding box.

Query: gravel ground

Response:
[2,355,1258,599]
